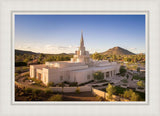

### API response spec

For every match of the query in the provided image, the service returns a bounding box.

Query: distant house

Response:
[30,32,120,85]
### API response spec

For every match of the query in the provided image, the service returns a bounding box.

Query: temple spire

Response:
[80,30,84,47]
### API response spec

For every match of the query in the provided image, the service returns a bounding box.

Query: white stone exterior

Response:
[30,32,120,85]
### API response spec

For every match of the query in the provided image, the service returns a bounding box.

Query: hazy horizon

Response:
[15,15,145,54]
[15,46,145,55]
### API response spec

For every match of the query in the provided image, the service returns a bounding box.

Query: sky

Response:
[15,15,145,54]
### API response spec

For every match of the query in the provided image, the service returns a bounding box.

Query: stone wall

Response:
[49,86,91,93]
[92,88,106,98]
[92,88,129,101]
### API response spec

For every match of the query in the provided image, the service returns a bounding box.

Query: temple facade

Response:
[30,32,120,85]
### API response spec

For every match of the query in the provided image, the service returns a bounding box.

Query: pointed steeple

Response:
[80,30,84,48]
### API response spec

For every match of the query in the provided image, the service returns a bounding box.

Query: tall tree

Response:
[106,83,116,99]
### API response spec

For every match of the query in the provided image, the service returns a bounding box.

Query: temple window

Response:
[106,72,109,77]
[60,76,63,81]
[68,76,70,80]
[87,75,90,80]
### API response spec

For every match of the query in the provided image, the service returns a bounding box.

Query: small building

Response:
[30,32,120,85]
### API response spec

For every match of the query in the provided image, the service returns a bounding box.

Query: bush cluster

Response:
[123,89,140,101]
[69,82,78,87]
[15,62,27,67]
[75,87,80,93]
[48,94,62,101]
[47,82,54,87]
[15,84,53,101]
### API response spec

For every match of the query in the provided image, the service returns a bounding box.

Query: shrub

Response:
[33,79,46,87]
[36,80,43,85]
[119,66,127,75]
[45,88,52,95]
[75,87,80,93]
[123,89,133,98]
[96,95,104,101]
[132,74,145,81]
[15,67,22,73]
[69,82,78,87]
[48,94,62,101]
[121,73,125,77]
[137,81,144,88]
[115,86,127,95]
[63,81,70,84]
[137,67,140,72]
[22,66,29,70]
[47,82,54,87]
[27,77,32,80]
[131,92,140,101]
[15,73,18,77]
[106,83,116,99]
[93,71,104,81]
[25,87,32,94]
[32,89,43,95]
[15,62,27,67]
[58,82,64,87]
[123,89,140,101]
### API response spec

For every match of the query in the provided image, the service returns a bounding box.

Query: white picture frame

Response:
[11,11,149,105]
[0,0,160,116]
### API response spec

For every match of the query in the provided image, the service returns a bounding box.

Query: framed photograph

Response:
[13,12,147,104]
[0,0,160,116]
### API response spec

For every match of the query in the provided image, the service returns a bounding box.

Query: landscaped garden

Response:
[100,85,145,101]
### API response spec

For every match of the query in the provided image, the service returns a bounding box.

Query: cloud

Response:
[127,48,137,53]
[129,48,137,50]
[36,44,79,54]
[127,48,145,54]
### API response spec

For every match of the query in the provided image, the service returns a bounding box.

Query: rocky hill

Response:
[15,49,37,55]
[102,46,135,55]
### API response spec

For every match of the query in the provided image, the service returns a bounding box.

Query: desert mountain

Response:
[15,49,74,55]
[15,49,37,55]
[102,46,135,55]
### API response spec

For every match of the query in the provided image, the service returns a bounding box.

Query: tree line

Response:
[15,52,145,67]
[91,52,145,64]
[15,53,73,66]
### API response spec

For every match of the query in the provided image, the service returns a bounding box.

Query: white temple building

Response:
[30,32,120,85]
